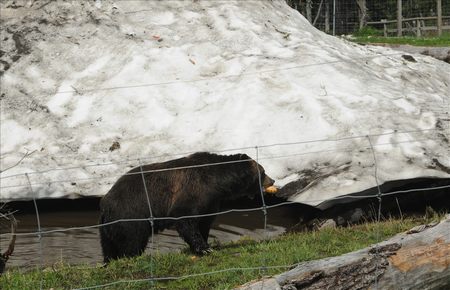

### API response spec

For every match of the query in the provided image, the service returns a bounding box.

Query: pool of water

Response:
[1,201,300,270]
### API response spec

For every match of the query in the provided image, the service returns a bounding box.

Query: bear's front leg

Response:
[175,218,212,255]
[199,216,215,242]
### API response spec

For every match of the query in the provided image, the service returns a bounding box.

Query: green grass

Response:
[352,26,384,38]
[0,216,440,290]
[349,27,450,46]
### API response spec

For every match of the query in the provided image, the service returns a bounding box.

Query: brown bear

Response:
[99,152,275,263]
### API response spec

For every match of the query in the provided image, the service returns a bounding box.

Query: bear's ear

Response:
[239,154,250,160]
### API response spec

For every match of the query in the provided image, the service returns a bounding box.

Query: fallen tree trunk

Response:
[236,215,450,290]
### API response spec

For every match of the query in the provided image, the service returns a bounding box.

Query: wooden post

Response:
[397,0,402,37]
[382,19,388,37]
[437,0,442,36]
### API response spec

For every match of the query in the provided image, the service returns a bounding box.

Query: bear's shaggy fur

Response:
[99,152,274,262]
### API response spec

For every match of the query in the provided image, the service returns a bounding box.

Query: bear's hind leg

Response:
[119,221,152,258]
[101,221,151,262]
[100,225,120,263]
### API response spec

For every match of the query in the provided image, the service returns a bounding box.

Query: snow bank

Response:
[1,0,449,206]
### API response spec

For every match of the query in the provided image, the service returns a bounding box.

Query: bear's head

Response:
[238,154,275,199]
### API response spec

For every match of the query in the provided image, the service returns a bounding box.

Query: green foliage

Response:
[1,216,437,290]
[353,26,383,37]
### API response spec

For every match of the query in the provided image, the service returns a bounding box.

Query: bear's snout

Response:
[263,175,274,188]
[262,175,278,194]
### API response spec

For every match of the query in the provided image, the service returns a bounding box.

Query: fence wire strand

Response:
[2,183,449,239]
[33,51,406,100]
[1,142,449,289]
[72,263,300,290]
[0,32,448,288]
[0,129,445,192]
[0,127,442,181]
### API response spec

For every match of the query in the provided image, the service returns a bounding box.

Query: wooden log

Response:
[236,215,450,290]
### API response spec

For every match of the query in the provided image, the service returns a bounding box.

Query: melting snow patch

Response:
[0,0,449,204]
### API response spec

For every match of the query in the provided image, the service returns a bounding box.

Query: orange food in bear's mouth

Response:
[264,186,278,194]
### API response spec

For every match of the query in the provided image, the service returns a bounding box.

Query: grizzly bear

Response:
[99,152,275,263]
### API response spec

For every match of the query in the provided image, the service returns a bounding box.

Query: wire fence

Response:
[1,95,449,288]
[0,34,449,290]
[0,132,449,289]
[286,0,450,36]
[2,184,450,239]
